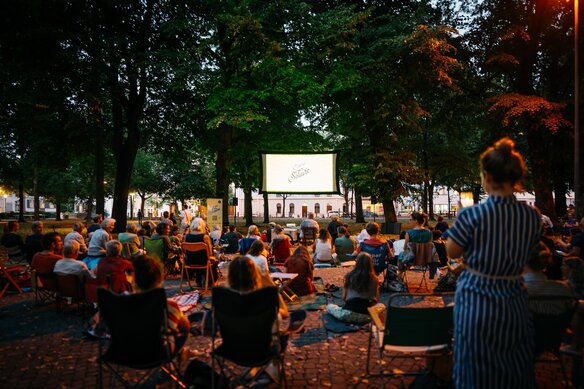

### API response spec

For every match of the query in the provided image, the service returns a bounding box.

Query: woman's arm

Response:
[446,238,464,259]
[404,232,410,250]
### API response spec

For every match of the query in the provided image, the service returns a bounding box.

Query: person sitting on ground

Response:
[118,223,143,258]
[221,225,240,254]
[269,225,291,265]
[299,212,319,240]
[356,224,370,244]
[184,217,218,286]
[85,217,116,270]
[133,255,189,351]
[239,224,261,254]
[209,225,222,247]
[327,216,341,243]
[434,215,449,233]
[25,220,44,264]
[326,252,384,324]
[54,241,94,278]
[64,222,88,259]
[334,226,357,262]
[523,242,574,315]
[95,240,134,293]
[246,239,270,276]
[87,214,102,234]
[31,232,63,274]
[284,246,317,296]
[1,221,25,263]
[312,229,336,264]
[352,222,392,275]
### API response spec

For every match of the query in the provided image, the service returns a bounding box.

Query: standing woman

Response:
[446,138,541,388]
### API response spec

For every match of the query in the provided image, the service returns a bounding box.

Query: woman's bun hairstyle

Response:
[480,137,526,191]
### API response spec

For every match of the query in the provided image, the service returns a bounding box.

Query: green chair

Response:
[366,293,454,387]
[143,238,166,265]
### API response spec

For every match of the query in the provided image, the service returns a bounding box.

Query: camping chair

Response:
[529,294,578,389]
[0,260,26,299]
[301,227,318,246]
[33,269,58,305]
[211,286,285,388]
[366,293,454,387]
[56,274,86,313]
[143,238,170,274]
[238,237,257,255]
[180,242,216,294]
[120,242,133,259]
[97,288,185,389]
[402,242,436,292]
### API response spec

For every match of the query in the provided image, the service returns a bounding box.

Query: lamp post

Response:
[574,0,582,216]
[3,194,7,216]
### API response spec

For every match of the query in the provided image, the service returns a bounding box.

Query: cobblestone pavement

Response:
[0,265,574,388]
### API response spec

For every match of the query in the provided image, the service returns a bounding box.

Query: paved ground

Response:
[0,263,576,388]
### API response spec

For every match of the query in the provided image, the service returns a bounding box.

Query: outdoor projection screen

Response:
[260,152,339,194]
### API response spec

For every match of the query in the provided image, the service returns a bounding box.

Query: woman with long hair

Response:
[326,252,382,324]
[312,229,335,264]
[284,246,316,296]
[447,138,541,388]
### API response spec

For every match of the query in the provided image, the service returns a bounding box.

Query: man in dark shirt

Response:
[327,216,341,243]
[25,221,44,264]
[221,225,240,254]
[87,214,103,234]
[434,216,449,233]
[1,221,25,262]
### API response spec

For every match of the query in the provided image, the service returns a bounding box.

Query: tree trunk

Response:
[428,181,435,220]
[422,182,428,214]
[263,192,270,223]
[94,123,105,215]
[527,131,556,218]
[281,195,287,218]
[216,123,234,226]
[355,188,365,223]
[554,182,567,221]
[382,199,397,223]
[244,186,253,226]
[472,185,482,204]
[55,203,61,221]
[86,198,93,222]
[33,170,40,221]
[18,182,25,222]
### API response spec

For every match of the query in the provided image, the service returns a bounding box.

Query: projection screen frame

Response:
[259,151,341,194]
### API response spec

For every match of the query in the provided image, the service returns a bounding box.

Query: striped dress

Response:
[448,195,541,389]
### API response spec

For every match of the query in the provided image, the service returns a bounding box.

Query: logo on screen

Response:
[288,163,311,183]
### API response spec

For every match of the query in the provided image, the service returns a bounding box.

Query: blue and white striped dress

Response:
[448,195,541,389]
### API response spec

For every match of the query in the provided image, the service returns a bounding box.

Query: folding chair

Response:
[56,274,85,313]
[120,242,133,259]
[529,294,577,389]
[366,293,454,387]
[238,237,257,255]
[402,242,435,292]
[301,227,318,246]
[0,260,26,299]
[180,242,216,293]
[211,286,285,388]
[97,288,185,388]
[33,270,58,305]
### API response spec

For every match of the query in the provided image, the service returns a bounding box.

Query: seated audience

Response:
[1,221,25,263]
[209,225,222,247]
[87,214,103,234]
[85,218,116,270]
[356,224,370,244]
[569,217,584,260]
[266,222,277,244]
[31,232,64,274]
[184,218,218,286]
[284,246,316,296]
[299,212,319,239]
[221,225,241,254]
[334,226,357,262]
[54,241,93,278]
[326,253,384,324]
[64,222,88,258]
[564,256,584,299]
[432,230,448,267]
[246,240,270,276]
[434,215,449,233]
[269,225,291,264]
[312,229,335,264]
[392,231,406,258]
[118,223,143,258]
[353,222,392,275]
[239,225,261,254]
[327,216,341,243]
[95,240,134,293]
[160,211,174,226]
[25,220,44,264]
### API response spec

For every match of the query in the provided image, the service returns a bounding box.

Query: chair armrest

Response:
[368,306,385,332]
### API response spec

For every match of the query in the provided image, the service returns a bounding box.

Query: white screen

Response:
[261,153,338,193]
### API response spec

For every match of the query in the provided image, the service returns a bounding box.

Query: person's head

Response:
[72,222,85,233]
[63,240,80,260]
[106,240,122,257]
[432,230,442,240]
[156,222,171,236]
[269,222,276,228]
[92,214,103,224]
[365,222,380,237]
[526,242,551,273]
[163,211,170,219]
[308,212,315,220]
[31,220,44,234]
[345,252,377,292]
[275,225,284,234]
[399,231,406,240]
[126,223,138,233]
[412,212,426,226]
[134,255,164,291]
[101,218,116,232]
[248,239,265,257]
[338,226,348,237]
[42,232,62,253]
[332,215,339,222]
[291,246,311,262]
[170,225,181,236]
[229,225,236,232]
[247,224,259,237]
[480,137,526,192]
[318,229,331,241]
[5,220,19,233]
[190,217,206,233]
[437,215,444,222]
[227,256,262,292]
[137,228,147,237]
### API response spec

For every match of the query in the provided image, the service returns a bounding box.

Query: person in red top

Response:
[284,246,316,296]
[31,232,64,274]
[95,240,134,293]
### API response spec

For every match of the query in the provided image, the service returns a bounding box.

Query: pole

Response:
[575,0,582,217]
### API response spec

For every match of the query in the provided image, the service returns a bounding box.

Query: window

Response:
[276,203,282,215]
[327,204,333,212]
[314,203,320,215]
[289,203,295,216]
[26,199,33,209]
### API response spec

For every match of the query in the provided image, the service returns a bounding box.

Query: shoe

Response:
[560,345,582,357]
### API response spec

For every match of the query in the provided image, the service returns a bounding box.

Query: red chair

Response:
[56,274,85,312]
[0,261,26,299]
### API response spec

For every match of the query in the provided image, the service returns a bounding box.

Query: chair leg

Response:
[203,265,210,292]
[558,353,571,389]
[379,346,384,389]
[179,265,185,294]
